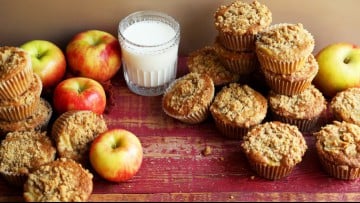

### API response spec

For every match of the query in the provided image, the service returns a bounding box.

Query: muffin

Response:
[0,98,53,136]
[256,23,315,74]
[0,73,42,121]
[268,85,327,132]
[241,121,308,180]
[187,46,240,86]
[23,158,93,202]
[210,83,268,139]
[0,46,33,100]
[0,130,56,186]
[330,87,360,126]
[214,0,272,51]
[314,121,360,180]
[212,39,259,75]
[262,54,319,96]
[51,110,108,165]
[162,72,215,124]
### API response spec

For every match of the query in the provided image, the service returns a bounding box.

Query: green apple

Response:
[89,128,143,182]
[66,30,122,82]
[314,43,360,98]
[20,40,66,92]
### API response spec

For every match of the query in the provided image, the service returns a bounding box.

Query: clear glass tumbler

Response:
[118,10,180,96]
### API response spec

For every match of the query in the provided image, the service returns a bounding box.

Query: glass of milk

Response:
[118,11,180,96]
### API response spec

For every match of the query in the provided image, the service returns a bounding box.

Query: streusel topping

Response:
[52,110,108,164]
[187,46,240,86]
[241,121,307,167]
[0,130,56,175]
[0,46,31,80]
[23,158,93,202]
[162,72,214,116]
[210,83,267,127]
[214,0,272,34]
[330,87,360,126]
[314,121,360,167]
[269,85,327,119]
[256,23,315,60]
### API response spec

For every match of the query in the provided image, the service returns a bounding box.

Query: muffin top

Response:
[0,73,41,106]
[269,85,327,119]
[210,83,267,127]
[0,130,56,175]
[314,121,360,168]
[23,158,93,202]
[187,46,240,86]
[0,46,31,80]
[51,110,108,165]
[162,72,215,117]
[330,87,360,126]
[256,23,315,61]
[262,54,319,81]
[241,121,307,167]
[0,98,53,135]
[214,0,272,35]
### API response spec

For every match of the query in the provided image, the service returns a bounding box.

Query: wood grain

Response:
[1,57,360,202]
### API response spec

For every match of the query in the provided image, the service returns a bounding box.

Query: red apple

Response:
[89,128,143,182]
[52,77,106,115]
[20,40,66,93]
[66,30,122,82]
[314,42,360,98]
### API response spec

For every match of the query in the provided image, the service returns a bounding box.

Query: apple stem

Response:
[344,57,350,64]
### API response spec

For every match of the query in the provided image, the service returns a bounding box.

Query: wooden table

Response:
[1,57,360,202]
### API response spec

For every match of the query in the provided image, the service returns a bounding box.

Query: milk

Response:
[121,21,179,87]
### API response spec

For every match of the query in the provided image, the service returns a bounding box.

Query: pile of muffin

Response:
[163,0,360,181]
[0,46,109,201]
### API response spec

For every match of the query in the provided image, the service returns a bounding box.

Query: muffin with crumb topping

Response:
[0,130,56,186]
[256,23,315,74]
[330,87,360,126]
[241,121,307,180]
[162,72,215,124]
[51,110,108,166]
[23,158,93,202]
[268,85,327,132]
[214,0,272,51]
[210,83,268,139]
[314,121,360,180]
[187,46,240,86]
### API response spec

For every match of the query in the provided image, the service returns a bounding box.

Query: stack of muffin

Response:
[0,46,52,135]
[255,23,328,132]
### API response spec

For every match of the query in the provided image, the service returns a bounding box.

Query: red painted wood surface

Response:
[1,57,360,202]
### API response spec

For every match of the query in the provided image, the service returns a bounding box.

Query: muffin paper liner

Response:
[250,162,294,180]
[0,63,33,100]
[256,50,307,74]
[218,32,256,52]
[212,116,249,140]
[220,52,259,75]
[271,113,320,133]
[0,171,28,187]
[318,155,360,180]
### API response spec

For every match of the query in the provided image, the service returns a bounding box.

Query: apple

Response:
[20,40,66,93]
[52,77,106,115]
[89,128,143,182]
[66,29,122,82]
[314,42,360,98]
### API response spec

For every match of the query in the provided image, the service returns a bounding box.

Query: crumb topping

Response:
[210,83,267,127]
[162,72,215,116]
[0,46,30,80]
[0,73,42,106]
[269,85,327,119]
[23,158,93,202]
[0,130,56,175]
[187,46,240,86]
[241,121,307,166]
[330,87,360,126]
[52,110,108,163]
[214,0,272,34]
[314,121,360,167]
[256,23,315,60]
